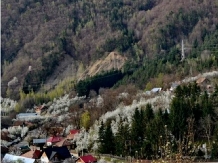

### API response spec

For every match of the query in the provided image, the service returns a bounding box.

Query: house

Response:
[67,129,80,140]
[54,137,73,149]
[55,138,77,151]
[35,105,48,115]
[46,136,63,146]
[77,154,97,163]
[150,88,162,93]
[33,139,47,150]
[196,77,211,89]
[2,154,35,163]
[70,129,80,135]
[16,113,41,121]
[40,146,71,163]
[21,149,42,159]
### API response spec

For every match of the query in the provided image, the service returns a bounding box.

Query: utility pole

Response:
[181,40,185,61]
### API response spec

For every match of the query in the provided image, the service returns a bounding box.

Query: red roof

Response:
[47,136,63,143]
[80,155,97,163]
[70,129,80,135]
[33,150,41,159]
[21,149,42,159]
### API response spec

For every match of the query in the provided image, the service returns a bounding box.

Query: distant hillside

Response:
[1,0,218,98]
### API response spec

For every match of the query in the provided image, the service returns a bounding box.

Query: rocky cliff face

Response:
[38,52,127,91]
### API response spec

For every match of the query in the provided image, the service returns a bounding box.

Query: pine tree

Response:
[98,121,105,153]
[201,91,213,117]
[104,122,115,154]
[131,108,145,154]
[98,121,115,154]
[170,94,189,140]
[115,121,130,156]
[144,104,154,122]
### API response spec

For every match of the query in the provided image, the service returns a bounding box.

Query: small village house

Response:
[35,105,48,115]
[77,154,97,163]
[21,148,42,160]
[150,87,162,93]
[67,129,80,140]
[54,137,75,150]
[196,77,211,90]
[33,139,47,150]
[46,136,63,146]
[40,146,71,163]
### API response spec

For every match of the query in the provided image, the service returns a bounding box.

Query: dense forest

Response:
[1,0,218,99]
[97,83,218,159]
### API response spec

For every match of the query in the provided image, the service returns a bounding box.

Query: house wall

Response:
[47,142,52,146]
[41,152,49,163]
[77,159,85,163]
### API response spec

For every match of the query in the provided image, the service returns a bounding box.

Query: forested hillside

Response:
[1,0,218,99]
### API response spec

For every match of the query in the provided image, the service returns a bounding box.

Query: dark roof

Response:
[80,155,97,163]
[44,146,71,160]
[15,141,29,148]
[20,146,31,150]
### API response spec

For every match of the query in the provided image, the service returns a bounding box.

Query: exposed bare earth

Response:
[78,52,127,80]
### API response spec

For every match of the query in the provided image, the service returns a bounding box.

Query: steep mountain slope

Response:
[1,0,218,98]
